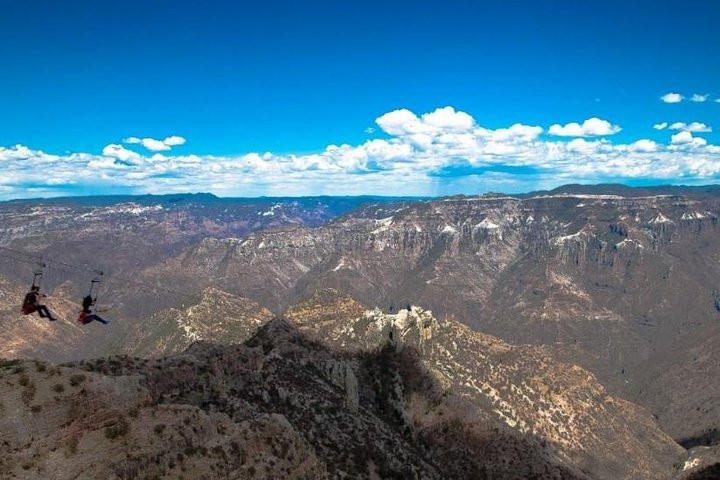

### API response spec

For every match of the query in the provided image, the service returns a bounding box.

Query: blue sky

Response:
[0,0,718,199]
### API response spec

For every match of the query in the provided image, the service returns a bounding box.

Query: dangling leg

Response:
[36,305,57,321]
[87,314,108,325]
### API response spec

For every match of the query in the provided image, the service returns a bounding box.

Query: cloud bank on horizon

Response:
[1,104,719,200]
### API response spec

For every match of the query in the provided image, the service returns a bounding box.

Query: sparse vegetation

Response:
[52,383,65,393]
[105,417,130,440]
[0,359,21,369]
[21,380,36,404]
[66,435,79,456]
[69,374,86,387]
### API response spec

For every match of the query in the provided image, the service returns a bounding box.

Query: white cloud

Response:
[691,94,708,103]
[629,139,659,152]
[2,107,720,200]
[163,136,186,146]
[140,138,171,151]
[653,122,668,130]
[670,131,707,146]
[671,131,692,144]
[122,135,187,151]
[102,144,142,163]
[376,109,430,136]
[669,122,712,133]
[565,138,605,154]
[490,123,543,142]
[661,92,684,103]
[548,117,621,137]
[421,106,475,131]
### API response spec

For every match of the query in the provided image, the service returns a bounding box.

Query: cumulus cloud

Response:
[691,94,708,103]
[1,107,720,200]
[629,139,659,152]
[548,118,621,137]
[661,92,684,103]
[163,135,186,146]
[653,122,668,130]
[668,122,712,133]
[374,107,477,138]
[101,144,142,163]
[122,135,187,152]
[670,131,707,146]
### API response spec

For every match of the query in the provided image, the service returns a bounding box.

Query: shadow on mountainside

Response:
[63,318,586,479]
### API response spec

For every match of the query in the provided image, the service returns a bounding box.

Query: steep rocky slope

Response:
[629,324,720,443]
[153,190,720,440]
[286,290,685,480]
[120,287,273,357]
[1,319,567,480]
[0,357,325,479]
[1,289,712,479]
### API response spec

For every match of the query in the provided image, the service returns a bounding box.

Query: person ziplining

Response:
[77,278,109,325]
[1,246,203,327]
[22,286,58,321]
[20,268,57,321]
[77,295,109,325]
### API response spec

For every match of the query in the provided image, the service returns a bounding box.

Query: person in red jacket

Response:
[77,294,108,325]
[21,286,57,321]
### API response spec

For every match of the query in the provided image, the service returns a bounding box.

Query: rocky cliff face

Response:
[0,288,713,479]
[287,289,685,480]
[2,187,719,477]
[121,287,274,357]
[0,319,499,479]
[158,191,720,441]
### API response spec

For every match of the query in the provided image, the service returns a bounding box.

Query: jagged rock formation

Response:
[121,287,273,357]
[287,290,686,480]
[677,446,720,479]
[0,317,590,479]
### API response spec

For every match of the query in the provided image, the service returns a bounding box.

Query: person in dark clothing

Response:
[77,294,108,325]
[21,286,57,321]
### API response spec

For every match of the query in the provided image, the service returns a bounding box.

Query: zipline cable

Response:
[0,247,202,304]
